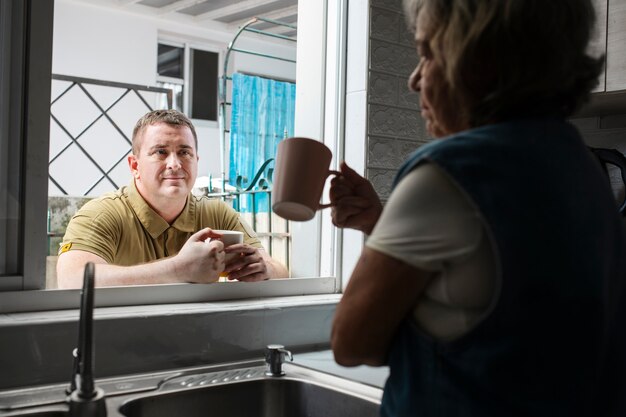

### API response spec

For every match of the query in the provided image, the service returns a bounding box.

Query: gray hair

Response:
[403,0,604,126]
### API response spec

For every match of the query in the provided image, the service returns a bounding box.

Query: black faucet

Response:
[67,262,107,417]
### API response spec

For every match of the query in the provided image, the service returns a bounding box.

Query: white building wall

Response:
[51,0,296,196]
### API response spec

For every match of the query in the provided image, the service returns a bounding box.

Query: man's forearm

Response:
[56,232,225,288]
[57,251,185,289]
[95,259,184,287]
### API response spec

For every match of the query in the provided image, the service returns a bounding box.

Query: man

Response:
[56,110,288,288]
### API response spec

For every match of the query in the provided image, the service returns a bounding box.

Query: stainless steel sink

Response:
[6,413,66,417]
[0,361,383,417]
[119,379,378,417]
[117,364,382,417]
[0,407,68,417]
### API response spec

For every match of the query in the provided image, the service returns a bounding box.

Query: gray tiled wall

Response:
[572,114,626,152]
[367,1,429,201]
[366,2,626,208]
[571,114,626,207]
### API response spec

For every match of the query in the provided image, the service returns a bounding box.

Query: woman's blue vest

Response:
[381,118,626,417]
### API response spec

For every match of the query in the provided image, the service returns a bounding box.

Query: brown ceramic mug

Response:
[272,137,339,221]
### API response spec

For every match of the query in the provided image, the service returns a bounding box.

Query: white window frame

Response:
[0,0,351,314]
[0,0,53,292]
[156,37,221,128]
[156,40,185,113]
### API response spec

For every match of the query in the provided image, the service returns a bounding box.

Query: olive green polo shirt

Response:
[59,181,261,265]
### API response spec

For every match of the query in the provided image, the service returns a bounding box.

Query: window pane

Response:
[157,44,184,79]
[0,124,21,277]
[0,0,51,287]
[0,0,22,276]
[190,49,218,121]
[156,81,184,112]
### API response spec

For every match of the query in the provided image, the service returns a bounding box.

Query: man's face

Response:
[128,122,198,205]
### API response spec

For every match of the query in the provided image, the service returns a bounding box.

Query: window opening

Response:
[157,43,184,112]
[157,43,184,78]
[215,17,297,276]
[190,49,218,121]
[1,0,348,299]
[157,42,219,120]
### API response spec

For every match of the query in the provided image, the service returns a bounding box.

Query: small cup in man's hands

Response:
[211,230,244,281]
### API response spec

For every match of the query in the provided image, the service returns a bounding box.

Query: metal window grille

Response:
[47,74,290,275]
[49,74,173,196]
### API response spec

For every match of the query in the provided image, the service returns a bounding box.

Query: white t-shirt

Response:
[366,163,498,341]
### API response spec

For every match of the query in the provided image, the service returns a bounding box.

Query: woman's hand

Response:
[330,162,383,235]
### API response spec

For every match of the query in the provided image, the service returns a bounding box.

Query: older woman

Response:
[330,0,625,416]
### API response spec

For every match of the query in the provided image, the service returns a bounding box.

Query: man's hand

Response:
[56,228,226,288]
[330,161,383,235]
[222,244,289,281]
[172,228,225,283]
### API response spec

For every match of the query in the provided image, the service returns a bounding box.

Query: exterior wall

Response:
[51,0,296,197]
[572,114,626,208]
[365,1,626,209]
[366,0,428,202]
[46,0,298,275]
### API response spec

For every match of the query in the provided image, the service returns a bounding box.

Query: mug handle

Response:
[318,170,342,209]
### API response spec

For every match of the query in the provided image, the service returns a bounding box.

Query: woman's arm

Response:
[331,247,434,366]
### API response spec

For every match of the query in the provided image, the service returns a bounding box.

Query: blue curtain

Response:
[229,73,296,212]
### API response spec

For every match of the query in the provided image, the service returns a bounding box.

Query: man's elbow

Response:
[56,258,83,289]
[56,274,82,289]
[56,271,82,289]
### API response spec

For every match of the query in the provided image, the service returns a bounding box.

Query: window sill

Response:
[0,276,338,314]
[0,293,342,324]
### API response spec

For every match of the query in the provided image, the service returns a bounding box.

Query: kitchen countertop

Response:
[293,349,389,389]
[0,349,388,412]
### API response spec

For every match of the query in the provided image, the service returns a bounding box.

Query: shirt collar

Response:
[127,181,196,239]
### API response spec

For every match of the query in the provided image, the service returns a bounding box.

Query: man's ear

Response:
[128,154,139,178]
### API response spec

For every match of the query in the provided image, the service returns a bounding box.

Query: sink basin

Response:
[118,365,381,417]
[7,414,66,417]
[11,414,66,417]
[1,362,382,417]
[0,408,68,417]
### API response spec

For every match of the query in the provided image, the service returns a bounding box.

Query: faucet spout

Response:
[68,262,107,417]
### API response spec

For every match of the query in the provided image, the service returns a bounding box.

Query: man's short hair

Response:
[403,0,604,127]
[131,109,198,154]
